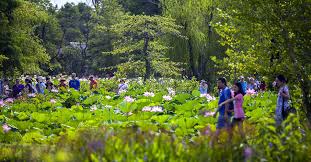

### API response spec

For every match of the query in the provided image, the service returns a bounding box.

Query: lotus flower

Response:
[51,89,59,93]
[204,111,215,117]
[205,94,216,102]
[50,99,56,104]
[151,106,163,112]
[246,89,256,95]
[2,123,11,133]
[0,100,5,107]
[124,96,135,103]
[4,98,13,103]
[142,106,163,112]
[105,96,112,99]
[27,93,36,98]
[163,95,172,101]
[143,92,155,97]
[90,105,97,112]
[167,88,176,96]
[142,106,152,112]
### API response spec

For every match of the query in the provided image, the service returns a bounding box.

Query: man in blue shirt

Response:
[239,76,247,93]
[210,77,233,146]
[69,73,80,91]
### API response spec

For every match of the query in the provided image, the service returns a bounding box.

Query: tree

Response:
[213,0,311,123]
[109,15,183,80]
[161,0,225,81]
[0,0,50,76]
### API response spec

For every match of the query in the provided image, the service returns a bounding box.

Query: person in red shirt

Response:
[89,76,98,90]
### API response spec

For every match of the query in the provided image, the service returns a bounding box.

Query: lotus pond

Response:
[0,78,310,161]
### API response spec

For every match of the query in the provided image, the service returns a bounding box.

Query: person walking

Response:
[219,82,246,140]
[275,75,290,126]
[69,73,80,91]
[211,77,233,146]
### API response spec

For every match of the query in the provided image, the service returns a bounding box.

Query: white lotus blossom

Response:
[204,111,215,117]
[167,88,176,96]
[142,106,163,112]
[50,99,56,104]
[27,93,36,98]
[205,94,216,102]
[142,106,152,112]
[105,96,112,100]
[51,89,59,93]
[90,105,98,112]
[163,95,172,101]
[124,96,135,103]
[144,92,155,97]
[150,106,163,112]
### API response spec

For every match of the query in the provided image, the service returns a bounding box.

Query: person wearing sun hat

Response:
[199,80,208,94]
[59,77,67,89]
[35,76,46,94]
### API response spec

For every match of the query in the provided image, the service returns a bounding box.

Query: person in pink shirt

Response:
[219,82,246,140]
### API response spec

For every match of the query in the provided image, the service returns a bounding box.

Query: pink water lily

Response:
[2,123,11,133]
[246,89,256,95]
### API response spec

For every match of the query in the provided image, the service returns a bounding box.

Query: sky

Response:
[51,0,92,8]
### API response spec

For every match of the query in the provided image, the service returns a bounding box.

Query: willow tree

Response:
[109,15,183,80]
[161,0,224,80]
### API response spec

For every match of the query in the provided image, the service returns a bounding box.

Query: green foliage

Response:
[0,79,310,161]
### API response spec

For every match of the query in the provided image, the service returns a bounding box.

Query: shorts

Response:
[216,115,232,129]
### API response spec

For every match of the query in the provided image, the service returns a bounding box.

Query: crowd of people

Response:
[199,75,267,96]
[0,73,126,99]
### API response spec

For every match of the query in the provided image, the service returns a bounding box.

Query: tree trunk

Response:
[143,34,150,81]
[283,29,311,124]
[188,37,198,79]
